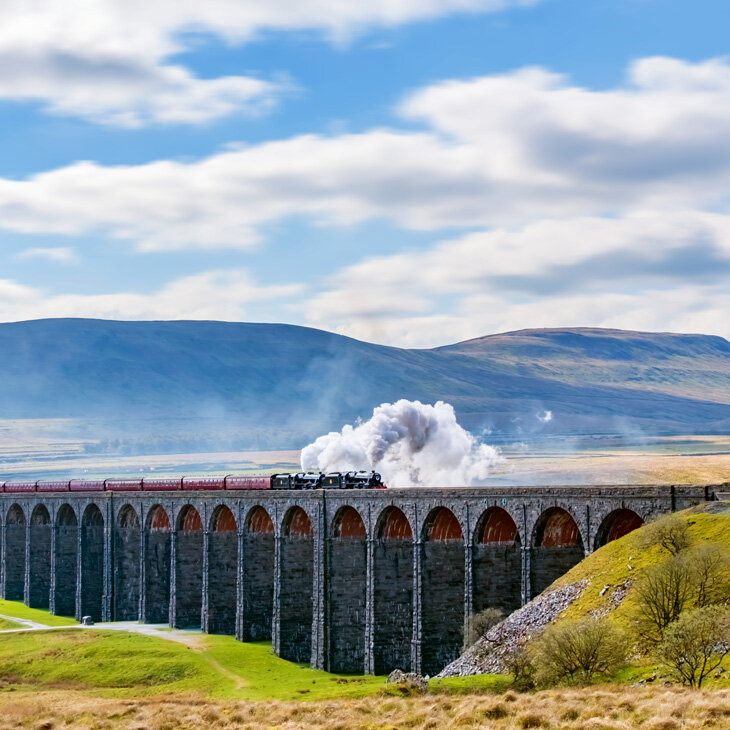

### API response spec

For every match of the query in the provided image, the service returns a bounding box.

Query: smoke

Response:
[300,399,503,487]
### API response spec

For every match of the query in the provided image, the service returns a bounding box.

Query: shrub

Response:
[640,514,692,556]
[632,553,696,646]
[658,606,730,688]
[530,617,628,686]
[463,607,504,649]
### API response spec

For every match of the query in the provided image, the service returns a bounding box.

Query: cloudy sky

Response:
[1,0,729,347]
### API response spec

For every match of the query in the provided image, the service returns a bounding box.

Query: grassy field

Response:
[0,600,77,627]
[0,685,726,729]
[0,601,384,702]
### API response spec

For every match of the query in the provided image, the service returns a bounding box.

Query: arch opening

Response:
[373,506,413,674]
[280,507,314,662]
[174,505,203,629]
[595,509,643,549]
[473,507,522,616]
[4,505,26,601]
[207,506,238,635]
[421,507,465,675]
[28,505,51,609]
[53,504,78,616]
[114,505,140,621]
[241,507,274,641]
[144,505,171,624]
[530,507,584,599]
[329,507,367,673]
[80,504,104,621]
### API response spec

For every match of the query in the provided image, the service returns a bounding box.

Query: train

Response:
[0,471,385,493]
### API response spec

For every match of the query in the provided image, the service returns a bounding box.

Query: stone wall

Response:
[242,532,274,640]
[54,523,78,616]
[5,519,25,601]
[113,526,140,620]
[174,531,203,628]
[373,540,413,674]
[80,523,104,621]
[421,541,465,677]
[144,531,170,623]
[473,544,521,615]
[279,535,313,662]
[327,537,366,673]
[529,546,585,599]
[208,531,237,635]
[28,524,51,608]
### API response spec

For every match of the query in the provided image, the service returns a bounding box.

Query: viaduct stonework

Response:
[0,485,716,676]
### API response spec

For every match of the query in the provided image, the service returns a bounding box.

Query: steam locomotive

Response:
[0,471,384,493]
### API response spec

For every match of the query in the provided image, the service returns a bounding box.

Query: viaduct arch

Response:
[0,484,712,676]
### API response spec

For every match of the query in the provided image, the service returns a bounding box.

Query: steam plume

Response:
[300,399,502,487]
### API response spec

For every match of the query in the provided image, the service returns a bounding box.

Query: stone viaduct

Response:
[0,484,715,677]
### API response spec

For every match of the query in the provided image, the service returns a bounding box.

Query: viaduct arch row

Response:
[0,485,713,677]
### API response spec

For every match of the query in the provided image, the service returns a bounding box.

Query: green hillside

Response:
[555,502,730,629]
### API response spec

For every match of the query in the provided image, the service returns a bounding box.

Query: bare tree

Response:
[463,607,504,649]
[688,543,730,608]
[632,553,697,646]
[640,513,692,557]
[530,617,628,686]
[658,606,730,688]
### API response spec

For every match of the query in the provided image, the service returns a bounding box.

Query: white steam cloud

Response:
[300,399,503,487]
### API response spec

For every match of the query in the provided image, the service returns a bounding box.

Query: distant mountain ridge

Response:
[1,319,729,446]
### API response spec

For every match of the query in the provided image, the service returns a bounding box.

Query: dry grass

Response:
[3,685,730,729]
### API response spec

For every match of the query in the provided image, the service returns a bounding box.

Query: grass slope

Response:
[0,601,383,701]
[0,599,77,627]
[555,502,730,629]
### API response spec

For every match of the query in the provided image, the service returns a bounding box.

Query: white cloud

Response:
[0,51,283,128]
[0,270,300,322]
[305,210,730,318]
[16,246,77,263]
[302,208,730,346]
[0,0,534,127]
[315,284,730,348]
[1,57,730,246]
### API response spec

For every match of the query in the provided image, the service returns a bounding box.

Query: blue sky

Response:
[1,0,729,347]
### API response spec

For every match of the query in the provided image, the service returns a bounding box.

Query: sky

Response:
[1,0,730,348]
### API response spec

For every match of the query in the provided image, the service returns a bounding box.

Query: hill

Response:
[0,319,729,449]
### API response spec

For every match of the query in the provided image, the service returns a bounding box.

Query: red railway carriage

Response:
[37,481,70,492]
[224,475,272,490]
[181,476,225,491]
[70,479,105,492]
[3,481,36,493]
[105,479,143,491]
[141,477,182,491]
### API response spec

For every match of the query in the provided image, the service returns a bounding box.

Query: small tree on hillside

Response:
[688,543,730,608]
[640,513,692,557]
[658,606,730,688]
[632,552,696,646]
[530,617,628,686]
[463,607,504,649]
